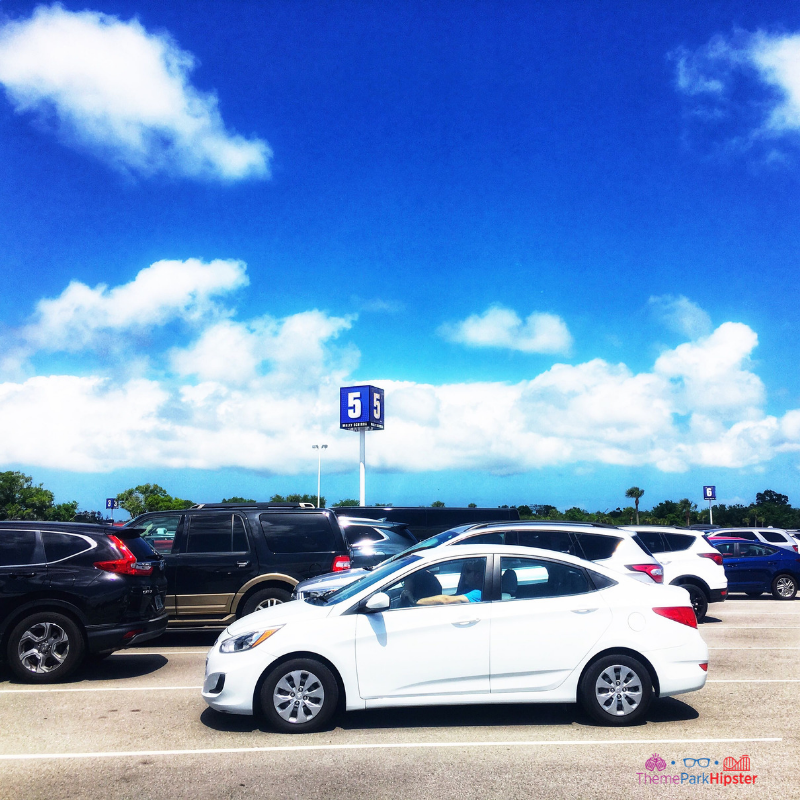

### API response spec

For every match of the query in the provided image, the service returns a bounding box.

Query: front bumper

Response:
[202,642,280,715]
[85,611,169,654]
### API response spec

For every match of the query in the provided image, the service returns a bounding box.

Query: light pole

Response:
[312,444,328,508]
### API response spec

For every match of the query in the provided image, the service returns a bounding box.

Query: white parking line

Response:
[701,626,800,630]
[0,685,202,694]
[0,737,782,761]
[115,651,208,656]
[708,647,800,650]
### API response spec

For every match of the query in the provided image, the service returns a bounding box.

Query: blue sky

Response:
[2,0,800,514]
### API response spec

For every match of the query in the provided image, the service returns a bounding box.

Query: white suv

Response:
[624,526,727,621]
[708,528,798,553]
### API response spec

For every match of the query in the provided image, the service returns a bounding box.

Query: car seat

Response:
[501,568,518,600]
[400,569,442,606]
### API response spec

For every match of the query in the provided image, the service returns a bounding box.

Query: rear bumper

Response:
[708,588,727,604]
[85,612,169,654]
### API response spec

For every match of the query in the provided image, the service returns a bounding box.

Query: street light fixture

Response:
[312,444,328,508]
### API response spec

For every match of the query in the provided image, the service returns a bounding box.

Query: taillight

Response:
[94,535,153,576]
[699,552,723,566]
[628,564,664,583]
[331,555,351,572]
[653,606,698,628]
[793,546,798,553]
[699,662,708,672]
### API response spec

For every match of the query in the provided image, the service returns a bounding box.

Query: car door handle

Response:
[452,618,480,627]
[572,608,598,614]
[237,561,250,568]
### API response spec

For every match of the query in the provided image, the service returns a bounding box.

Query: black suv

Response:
[0,521,168,683]
[126,504,350,627]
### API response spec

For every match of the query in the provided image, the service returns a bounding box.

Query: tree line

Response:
[0,470,797,530]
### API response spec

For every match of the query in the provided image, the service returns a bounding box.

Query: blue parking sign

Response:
[105,498,119,510]
[340,385,384,430]
[703,486,716,501]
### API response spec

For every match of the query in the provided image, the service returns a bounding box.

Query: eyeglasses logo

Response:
[682,758,711,768]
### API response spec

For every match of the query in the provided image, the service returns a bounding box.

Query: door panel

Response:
[175,514,257,618]
[491,556,612,693]
[0,530,48,620]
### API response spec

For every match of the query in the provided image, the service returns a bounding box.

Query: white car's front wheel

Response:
[260,658,339,733]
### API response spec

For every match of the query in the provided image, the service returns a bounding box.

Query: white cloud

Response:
[2,265,800,476]
[19,258,248,354]
[0,5,270,180]
[673,29,800,154]
[439,306,573,354]
[649,294,712,339]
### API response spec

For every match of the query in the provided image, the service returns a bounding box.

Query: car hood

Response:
[296,568,370,592]
[225,598,334,635]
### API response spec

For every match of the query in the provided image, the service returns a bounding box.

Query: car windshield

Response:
[319,555,422,605]
[380,526,472,564]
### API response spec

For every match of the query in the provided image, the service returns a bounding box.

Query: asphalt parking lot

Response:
[0,597,797,800]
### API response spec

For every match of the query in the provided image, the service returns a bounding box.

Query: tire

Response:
[240,587,292,617]
[771,574,797,601]
[746,591,763,598]
[6,612,85,683]
[259,658,339,733]
[681,584,708,622]
[579,654,653,726]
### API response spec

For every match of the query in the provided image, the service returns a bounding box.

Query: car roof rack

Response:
[464,520,620,531]
[190,502,318,510]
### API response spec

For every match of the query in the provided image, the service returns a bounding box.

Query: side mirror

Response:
[362,592,390,613]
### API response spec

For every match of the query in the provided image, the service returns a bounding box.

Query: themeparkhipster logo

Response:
[637,753,757,786]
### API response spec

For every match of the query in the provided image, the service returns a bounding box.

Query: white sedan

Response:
[202,545,708,731]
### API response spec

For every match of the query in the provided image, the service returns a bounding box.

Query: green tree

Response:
[625,487,645,525]
[117,484,193,519]
[222,496,256,503]
[756,490,789,506]
[333,499,359,507]
[516,504,532,518]
[0,471,78,521]
[430,500,445,507]
[467,503,477,508]
[269,493,323,506]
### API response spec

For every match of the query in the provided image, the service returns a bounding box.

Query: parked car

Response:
[293,521,663,600]
[709,537,800,600]
[203,544,707,731]
[125,503,352,628]
[330,506,520,541]
[708,528,798,553]
[0,521,168,683]
[622,526,727,621]
[337,517,417,568]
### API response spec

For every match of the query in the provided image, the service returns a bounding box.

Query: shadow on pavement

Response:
[0,653,169,686]
[129,631,219,649]
[200,696,699,735]
[700,616,722,624]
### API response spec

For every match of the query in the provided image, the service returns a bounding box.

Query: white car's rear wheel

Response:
[579,654,652,726]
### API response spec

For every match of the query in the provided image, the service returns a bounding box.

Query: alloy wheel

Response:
[775,576,795,598]
[272,669,325,724]
[255,597,284,611]
[594,664,643,716]
[17,622,70,674]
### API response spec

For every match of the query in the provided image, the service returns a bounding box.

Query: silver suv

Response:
[293,521,663,600]
[709,528,798,553]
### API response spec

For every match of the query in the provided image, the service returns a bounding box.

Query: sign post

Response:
[105,497,120,523]
[702,486,716,525]
[340,385,384,506]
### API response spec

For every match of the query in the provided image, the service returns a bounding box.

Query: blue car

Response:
[710,537,800,600]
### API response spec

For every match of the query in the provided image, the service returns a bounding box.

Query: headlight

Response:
[219,626,283,653]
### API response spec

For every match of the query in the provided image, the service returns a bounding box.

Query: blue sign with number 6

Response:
[340,385,384,430]
[703,485,716,501]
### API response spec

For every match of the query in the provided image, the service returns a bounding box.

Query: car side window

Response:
[260,513,336,553]
[381,557,487,609]
[42,532,92,562]
[137,515,182,555]
[637,531,665,553]
[740,543,773,558]
[499,556,593,600]
[186,514,249,554]
[734,531,758,541]
[0,530,39,567]
[663,533,694,552]
[345,526,386,545]
[516,529,576,555]
[574,533,621,561]
[760,531,786,544]
[714,542,736,557]
[462,531,508,545]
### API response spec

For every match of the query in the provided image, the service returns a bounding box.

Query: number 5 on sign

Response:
[373,394,381,418]
[348,391,362,418]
